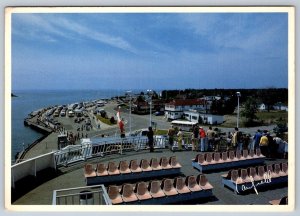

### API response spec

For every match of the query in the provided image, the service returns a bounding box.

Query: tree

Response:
[241,97,258,126]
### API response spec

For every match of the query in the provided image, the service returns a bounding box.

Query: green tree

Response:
[241,97,258,126]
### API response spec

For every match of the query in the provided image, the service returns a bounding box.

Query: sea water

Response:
[11,89,126,162]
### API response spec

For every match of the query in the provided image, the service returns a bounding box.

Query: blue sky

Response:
[12,13,288,90]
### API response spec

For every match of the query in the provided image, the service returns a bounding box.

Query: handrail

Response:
[53,184,111,205]
[11,136,168,189]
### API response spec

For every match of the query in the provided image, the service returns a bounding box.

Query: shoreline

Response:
[15,132,51,163]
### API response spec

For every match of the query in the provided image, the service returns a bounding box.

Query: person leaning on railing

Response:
[177,128,183,151]
[192,124,199,151]
[167,127,176,149]
[259,131,269,157]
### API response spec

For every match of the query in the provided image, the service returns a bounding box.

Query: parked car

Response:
[154,111,164,116]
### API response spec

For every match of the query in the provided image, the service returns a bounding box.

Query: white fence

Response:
[54,136,168,166]
[11,136,168,188]
[11,151,56,188]
[53,184,111,205]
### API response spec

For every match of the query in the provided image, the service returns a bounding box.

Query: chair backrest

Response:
[119,161,129,172]
[240,169,249,180]
[97,163,107,173]
[273,164,281,174]
[248,167,257,178]
[175,177,186,190]
[187,175,197,188]
[249,149,255,157]
[256,148,262,156]
[236,150,242,159]
[243,150,248,158]
[122,184,134,198]
[198,174,208,186]
[281,162,288,173]
[279,196,288,205]
[150,158,160,169]
[213,152,221,162]
[162,179,174,192]
[140,159,150,169]
[129,159,140,170]
[169,156,178,166]
[197,153,205,163]
[222,152,228,161]
[150,180,161,193]
[206,153,213,163]
[229,151,235,160]
[160,157,170,167]
[85,164,94,174]
[108,161,118,172]
[266,164,273,173]
[231,170,239,182]
[108,185,120,199]
[257,166,265,177]
[136,182,148,196]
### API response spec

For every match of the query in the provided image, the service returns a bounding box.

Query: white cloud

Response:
[13,14,137,53]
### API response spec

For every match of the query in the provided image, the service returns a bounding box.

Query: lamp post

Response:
[126,91,132,135]
[236,92,241,128]
[147,89,153,127]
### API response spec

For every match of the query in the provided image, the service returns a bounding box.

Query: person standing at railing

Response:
[117,107,125,138]
[259,131,269,157]
[199,127,206,152]
[167,127,175,149]
[206,126,215,151]
[148,126,154,152]
[192,124,199,151]
[177,128,183,151]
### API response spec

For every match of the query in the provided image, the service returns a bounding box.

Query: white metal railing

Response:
[54,136,168,167]
[11,136,168,188]
[53,184,111,205]
[11,151,56,188]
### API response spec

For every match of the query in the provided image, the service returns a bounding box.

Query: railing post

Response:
[52,190,57,205]
[120,139,123,155]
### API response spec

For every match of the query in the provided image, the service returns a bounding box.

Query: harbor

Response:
[11,94,289,207]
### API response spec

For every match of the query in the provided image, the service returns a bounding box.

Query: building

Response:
[258,103,266,111]
[273,102,288,111]
[183,109,224,125]
[165,99,208,120]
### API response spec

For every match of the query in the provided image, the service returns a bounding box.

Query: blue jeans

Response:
[237,142,243,151]
[248,140,255,150]
[200,138,206,152]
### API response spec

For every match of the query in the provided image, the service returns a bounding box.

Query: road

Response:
[91,101,276,138]
[90,101,172,138]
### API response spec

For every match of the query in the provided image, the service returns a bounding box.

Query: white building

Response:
[183,110,224,125]
[258,103,266,111]
[273,102,288,111]
[165,99,209,120]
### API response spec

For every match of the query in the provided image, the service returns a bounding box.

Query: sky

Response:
[11,12,288,90]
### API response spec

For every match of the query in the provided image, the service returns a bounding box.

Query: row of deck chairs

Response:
[107,174,213,204]
[192,149,265,165]
[84,156,182,178]
[222,162,288,185]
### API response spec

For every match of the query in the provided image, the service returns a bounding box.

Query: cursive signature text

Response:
[235,170,272,195]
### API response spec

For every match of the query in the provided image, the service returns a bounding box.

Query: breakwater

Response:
[24,118,53,134]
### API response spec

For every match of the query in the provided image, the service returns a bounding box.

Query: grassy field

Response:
[154,129,168,136]
[96,115,117,126]
[221,111,288,128]
[256,111,288,124]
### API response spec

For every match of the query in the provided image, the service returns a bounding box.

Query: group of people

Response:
[251,129,280,158]
[166,124,284,158]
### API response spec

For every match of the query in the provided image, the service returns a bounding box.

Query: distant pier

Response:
[24,117,53,134]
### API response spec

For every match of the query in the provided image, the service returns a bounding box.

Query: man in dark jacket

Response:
[147,127,154,152]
